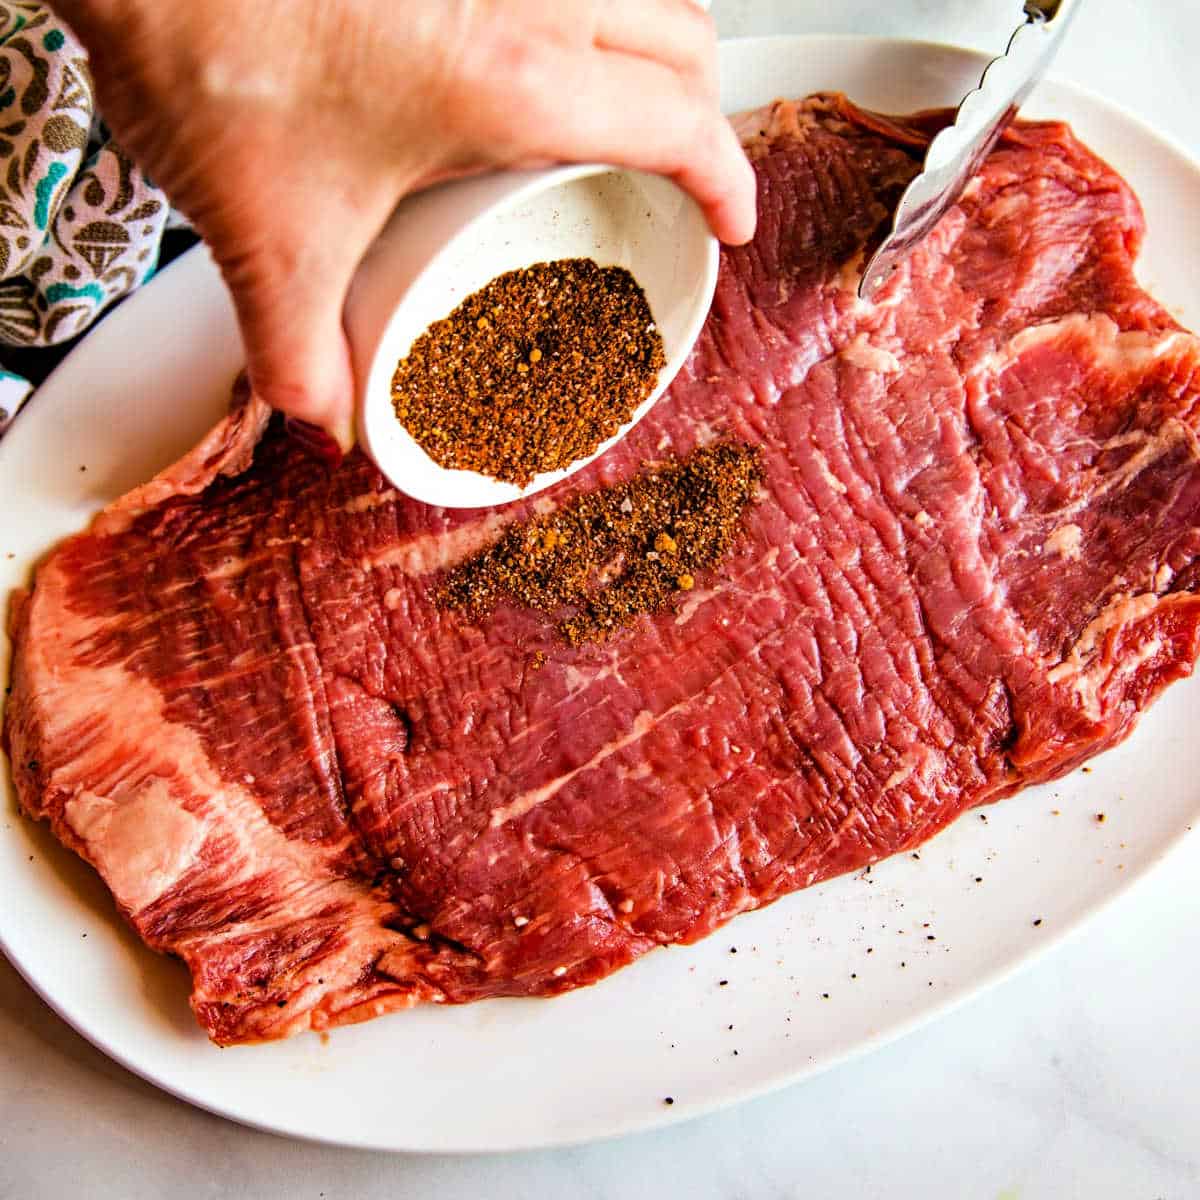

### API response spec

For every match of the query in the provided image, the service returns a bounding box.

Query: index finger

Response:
[502,48,757,245]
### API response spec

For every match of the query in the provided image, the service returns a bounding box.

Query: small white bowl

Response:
[344,164,719,509]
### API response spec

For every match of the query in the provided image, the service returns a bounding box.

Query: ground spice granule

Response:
[440,442,762,645]
[391,258,666,487]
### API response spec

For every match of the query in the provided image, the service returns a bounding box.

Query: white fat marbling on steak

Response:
[365,512,516,575]
[66,780,206,913]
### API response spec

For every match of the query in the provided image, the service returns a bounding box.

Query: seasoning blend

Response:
[391,258,666,487]
[442,442,762,645]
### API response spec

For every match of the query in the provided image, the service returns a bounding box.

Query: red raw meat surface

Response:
[7,95,1200,1044]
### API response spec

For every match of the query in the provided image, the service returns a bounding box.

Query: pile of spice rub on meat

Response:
[7,93,1200,1045]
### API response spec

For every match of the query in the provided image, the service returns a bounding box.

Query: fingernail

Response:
[285,417,344,468]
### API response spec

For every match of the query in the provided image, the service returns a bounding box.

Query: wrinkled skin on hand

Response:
[56,0,755,446]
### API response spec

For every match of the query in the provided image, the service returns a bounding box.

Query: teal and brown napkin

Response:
[0,1,174,434]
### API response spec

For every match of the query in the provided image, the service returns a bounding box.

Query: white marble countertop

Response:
[3,2,1199,1196]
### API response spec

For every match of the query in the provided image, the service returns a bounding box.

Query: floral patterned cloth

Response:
[0,2,174,435]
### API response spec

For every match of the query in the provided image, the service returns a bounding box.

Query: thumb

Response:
[212,218,368,452]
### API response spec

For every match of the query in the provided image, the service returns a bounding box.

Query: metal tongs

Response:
[859,0,1081,301]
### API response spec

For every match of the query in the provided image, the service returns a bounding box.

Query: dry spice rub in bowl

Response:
[390,257,666,489]
[345,162,721,509]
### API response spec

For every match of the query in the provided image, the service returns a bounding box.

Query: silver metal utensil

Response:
[859,0,1081,301]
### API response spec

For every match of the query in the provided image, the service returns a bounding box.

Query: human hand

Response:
[55,0,755,447]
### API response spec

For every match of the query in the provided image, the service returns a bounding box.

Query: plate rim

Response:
[722,32,1200,174]
[3,33,1200,1153]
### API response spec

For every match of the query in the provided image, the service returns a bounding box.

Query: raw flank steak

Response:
[7,95,1200,1044]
